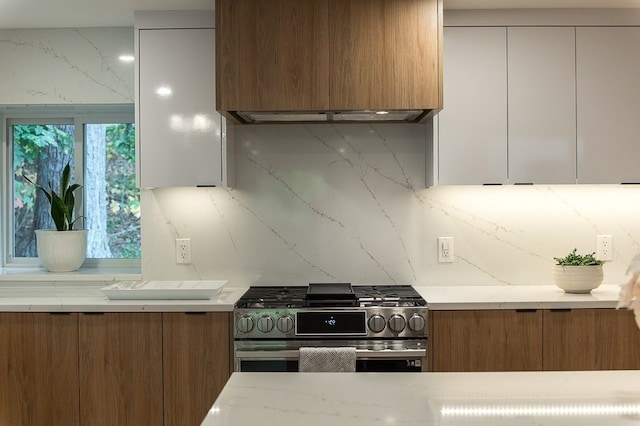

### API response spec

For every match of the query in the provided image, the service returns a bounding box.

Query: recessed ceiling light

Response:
[119,54,135,63]
[156,86,172,97]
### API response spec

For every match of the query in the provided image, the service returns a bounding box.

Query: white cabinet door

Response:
[507,27,576,184]
[576,27,640,184]
[139,27,224,187]
[437,27,508,185]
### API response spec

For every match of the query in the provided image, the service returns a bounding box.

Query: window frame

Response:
[1,105,140,269]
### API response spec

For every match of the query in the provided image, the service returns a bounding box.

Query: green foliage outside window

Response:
[12,122,140,259]
[105,123,141,258]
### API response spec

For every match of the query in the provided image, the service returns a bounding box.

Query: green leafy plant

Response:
[554,248,603,266]
[24,162,83,231]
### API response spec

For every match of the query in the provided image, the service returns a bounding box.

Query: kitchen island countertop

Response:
[203,370,640,426]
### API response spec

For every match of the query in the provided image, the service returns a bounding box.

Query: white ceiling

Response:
[0,0,214,29]
[1,0,639,29]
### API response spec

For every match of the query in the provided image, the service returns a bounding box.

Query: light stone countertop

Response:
[0,267,142,282]
[415,284,624,310]
[0,283,626,312]
[0,282,246,312]
[203,370,640,426]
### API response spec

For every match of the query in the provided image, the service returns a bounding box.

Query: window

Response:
[4,106,140,267]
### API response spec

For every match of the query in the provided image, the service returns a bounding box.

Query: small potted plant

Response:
[553,248,604,293]
[25,162,87,272]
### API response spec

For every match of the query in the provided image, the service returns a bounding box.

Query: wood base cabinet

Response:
[163,312,231,426]
[0,313,79,426]
[430,308,640,372]
[79,313,164,426]
[1,312,231,426]
[543,308,640,371]
[430,310,543,372]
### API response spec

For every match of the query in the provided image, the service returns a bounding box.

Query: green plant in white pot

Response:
[553,248,604,294]
[25,162,88,272]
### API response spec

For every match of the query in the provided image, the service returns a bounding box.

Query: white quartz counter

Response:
[416,284,623,310]
[0,282,245,312]
[203,370,640,426]
[0,283,626,312]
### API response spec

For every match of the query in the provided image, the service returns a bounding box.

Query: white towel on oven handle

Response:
[298,347,356,372]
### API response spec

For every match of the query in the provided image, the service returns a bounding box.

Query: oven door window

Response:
[240,360,299,372]
[239,359,422,373]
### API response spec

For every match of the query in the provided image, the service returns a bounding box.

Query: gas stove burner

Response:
[235,286,308,309]
[234,284,428,341]
[354,285,427,307]
[235,284,426,309]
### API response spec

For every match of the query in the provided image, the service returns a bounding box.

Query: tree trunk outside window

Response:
[85,124,112,258]
[20,126,74,257]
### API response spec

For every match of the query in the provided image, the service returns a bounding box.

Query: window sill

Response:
[0,267,141,283]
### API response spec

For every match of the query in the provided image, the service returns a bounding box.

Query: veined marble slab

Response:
[417,284,624,310]
[0,282,244,312]
[101,280,227,300]
[203,370,640,426]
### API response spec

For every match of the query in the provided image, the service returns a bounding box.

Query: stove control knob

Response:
[368,314,386,333]
[388,314,406,333]
[408,314,426,332]
[257,315,275,333]
[277,315,294,333]
[236,315,254,334]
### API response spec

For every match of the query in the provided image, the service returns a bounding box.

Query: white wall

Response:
[3,25,639,290]
[141,124,640,288]
[0,27,133,104]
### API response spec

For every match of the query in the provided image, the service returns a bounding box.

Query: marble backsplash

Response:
[0,27,133,104]
[141,123,640,288]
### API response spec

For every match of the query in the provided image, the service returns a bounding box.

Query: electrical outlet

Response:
[438,237,454,263]
[597,234,613,262]
[176,238,192,264]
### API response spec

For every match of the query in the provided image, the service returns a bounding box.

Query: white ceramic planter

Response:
[35,229,88,272]
[553,264,604,294]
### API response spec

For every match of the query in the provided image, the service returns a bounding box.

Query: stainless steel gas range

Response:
[233,283,428,372]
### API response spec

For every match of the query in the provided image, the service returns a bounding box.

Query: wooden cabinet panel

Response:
[0,313,79,426]
[79,313,163,426]
[576,27,640,184]
[507,27,576,184]
[543,308,640,371]
[437,26,508,185]
[163,312,231,426]
[217,0,330,112]
[217,0,442,120]
[329,0,441,110]
[431,310,543,372]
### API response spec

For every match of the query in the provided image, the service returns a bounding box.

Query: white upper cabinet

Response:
[438,26,576,185]
[438,27,508,185]
[576,27,640,184]
[507,27,576,184]
[137,12,232,188]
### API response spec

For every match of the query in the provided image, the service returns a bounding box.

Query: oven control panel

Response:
[234,307,428,340]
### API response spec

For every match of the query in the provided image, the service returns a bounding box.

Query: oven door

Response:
[235,339,427,372]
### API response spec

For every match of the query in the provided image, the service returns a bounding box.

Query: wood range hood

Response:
[216,0,443,125]
[233,109,433,124]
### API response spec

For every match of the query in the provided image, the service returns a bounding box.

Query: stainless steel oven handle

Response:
[235,348,427,360]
